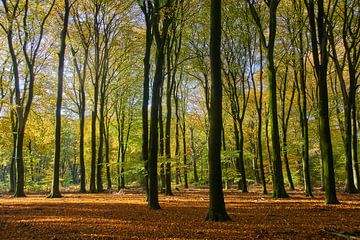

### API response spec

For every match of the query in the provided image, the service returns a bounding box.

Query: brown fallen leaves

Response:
[0,188,359,239]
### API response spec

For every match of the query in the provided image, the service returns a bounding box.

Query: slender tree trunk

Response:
[147,0,172,209]
[28,140,34,181]
[9,108,17,193]
[256,44,266,194]
[120,110,126,189]
[174,93,181,185]
[352,102,359,190]
[182,122,188,189]
[248,0,287,198]
[190,127,199,183]
[140,0,153,200]
[49,0,70,198]
[165,51,174,195]
[105,128,111,190]
[159,101,166,193]
[298,30,312,196]
[97,98,105,192]
[79,98,86,193]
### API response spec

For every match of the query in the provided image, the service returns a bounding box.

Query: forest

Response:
[0,0,360,239]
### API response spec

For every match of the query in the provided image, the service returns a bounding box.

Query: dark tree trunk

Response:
[248,0,287,198]
[97,97,105,192]
[174,88,181,185]
[71,46,88,193]
[254,43,266,194]
[159,101,165,193]
[90,3,102,194]
[147,0,172,210]
[232,119,247,192]
[182,122,188,189]
[9,106,17,193]
[305,0,339,204]
[206,0,230,222]
[49,0,70,198]
[139,0,153,199]
[352,102,359,190]
[297,24,312,196]
[279,67,295,191]
[105,126,111,191]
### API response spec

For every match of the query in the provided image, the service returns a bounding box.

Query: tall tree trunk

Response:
[206,0,230,222]
[190,127,199,183]
[298,26,312,196]
[49,0,70,198]
[305,0,339,204]
[182,121,188,189]
[28,140,34,181]
[147,0,172,209]
[159,101,165,194]
[352,102,359,190]
[165,49,174,195]
[105,127,111,190]
[174,90,181,185]
[79,96,86,193]
[255,43,266,194]
[280,66,295,191]
[97,97,105,192]
[9,104,17,193]
[139,0,153,200]
[248,0,287,198]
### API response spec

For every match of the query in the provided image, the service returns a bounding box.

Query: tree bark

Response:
[139,0,153,199]
[49,0,70,198]
[305,0,339,204]
[206,0,230,222]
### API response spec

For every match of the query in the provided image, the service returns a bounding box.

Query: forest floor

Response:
[0,187,360,239]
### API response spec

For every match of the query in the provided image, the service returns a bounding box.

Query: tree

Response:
[328,0,359,193]
[0,0,55,197]
[49,0,71,198]
[139,0,153,200]
[205,0,230,222]
[147,0,173,209]
[304,0,339,204]
[69,2,91,192]
[290,0,312,196]
[247,0,288,198]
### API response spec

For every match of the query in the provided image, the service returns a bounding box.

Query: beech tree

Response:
[247,0,288,198]
[304,0,339,204]
[49,0,71,198]
[0,0,55,197]
[205,0,230,222]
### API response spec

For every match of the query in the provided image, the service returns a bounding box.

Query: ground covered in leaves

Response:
[0,188,360,239]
